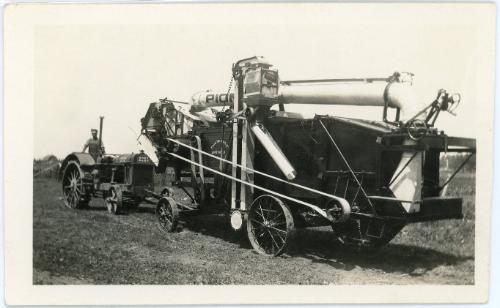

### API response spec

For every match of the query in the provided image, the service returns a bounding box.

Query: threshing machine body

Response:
[139,56,476,255]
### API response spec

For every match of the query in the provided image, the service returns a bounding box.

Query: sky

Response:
[34,6,481,159]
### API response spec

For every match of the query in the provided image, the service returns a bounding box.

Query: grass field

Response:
[33,175,475,285]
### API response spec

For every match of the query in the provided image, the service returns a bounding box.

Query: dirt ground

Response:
[33,177,475,285]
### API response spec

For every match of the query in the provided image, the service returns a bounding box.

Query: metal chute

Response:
[250,123,296,180]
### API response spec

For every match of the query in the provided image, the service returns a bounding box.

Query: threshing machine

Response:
[140,56,475,256]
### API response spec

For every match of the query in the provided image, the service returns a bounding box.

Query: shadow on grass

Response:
[182,214,252,249]
[286,228,473,274]
[72,194,473,276]
[178,214,472,274]
[134,205,156,215]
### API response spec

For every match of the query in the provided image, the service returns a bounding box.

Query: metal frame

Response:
[439,153,475,192]
[318,119,377,215]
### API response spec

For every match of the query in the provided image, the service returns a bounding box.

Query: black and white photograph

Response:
[3,2,495,305]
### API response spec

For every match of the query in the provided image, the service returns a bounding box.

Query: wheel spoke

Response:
[250,219,266,227]
[267,227,286,243]
[254,207,266,220]
[258,203,266,221]
[269,210,282,223]
[266,229,280,252]
[254,225,266,238]
[263,231,275,253]
[73,191,79,202]
[270,219,286,227]
[66,192,72,203]
[266,225,287,234]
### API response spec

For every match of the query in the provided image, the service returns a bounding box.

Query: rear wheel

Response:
[62,161,90,209]
[156,197,179,233]
[247,195,295,256]
[333,219,405,248]
[333,189,407,248]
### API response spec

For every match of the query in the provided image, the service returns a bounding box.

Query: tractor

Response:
[59,117,155,214]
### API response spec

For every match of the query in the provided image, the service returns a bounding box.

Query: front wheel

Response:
[106,187,122,215]
[247,195,295,257]
[156,197,179,233]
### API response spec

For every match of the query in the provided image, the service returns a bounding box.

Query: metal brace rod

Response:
[195,135,205,183]
[318,119,377,215]
[179,185,196,203]
[439,153,475,191]
[167,151,334,220]
[388,151,419,187]
[166,137,349,205]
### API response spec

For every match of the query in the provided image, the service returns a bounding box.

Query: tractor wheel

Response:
[247,194,295,257]
[106,186,123,215]
[62,161,90,209]
[156,197,179,233]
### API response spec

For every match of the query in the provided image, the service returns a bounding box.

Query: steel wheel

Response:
[62,161,88,209]
[247,195,294,256]
[332,189,407,248]
[333,219,406,248]
[156,197,179,233]
[106,187,122,215]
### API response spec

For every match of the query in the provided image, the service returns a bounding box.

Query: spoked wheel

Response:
[156,197,179,233]
[333,219,406,249]
[62,161,89,209]
[406,119,428,141]
[106,186,122,215]
[333,188,407,249]
[247,195,295,257]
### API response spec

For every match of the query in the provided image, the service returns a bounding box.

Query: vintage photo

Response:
[4,2,495,305]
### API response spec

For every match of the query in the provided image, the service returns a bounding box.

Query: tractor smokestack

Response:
[98,116,104,157]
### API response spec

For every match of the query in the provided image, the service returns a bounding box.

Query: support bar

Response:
[166,137,349,206]
[439,153,475,191]
[318,119,377,215]
[167,151,333,220]
[388,151,419,187]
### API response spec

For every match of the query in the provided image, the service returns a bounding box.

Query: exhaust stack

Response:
[98,116,104,157]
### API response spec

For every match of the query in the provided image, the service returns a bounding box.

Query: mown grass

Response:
[393,174,475,258]
[33,175,475,285]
